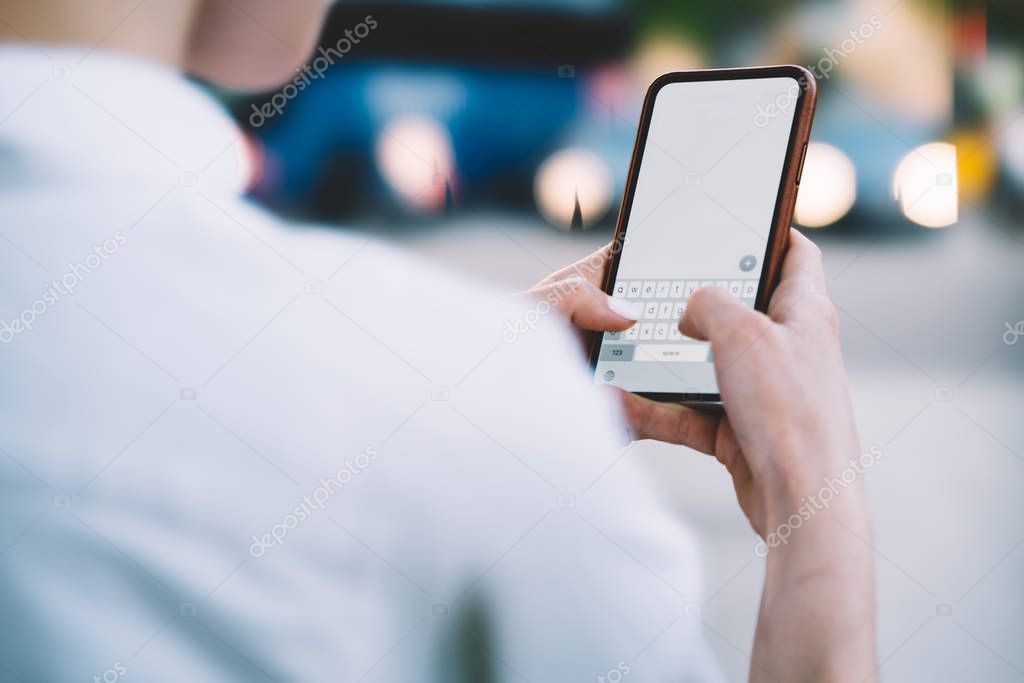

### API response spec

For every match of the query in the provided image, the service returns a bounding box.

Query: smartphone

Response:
[589,66,817,403]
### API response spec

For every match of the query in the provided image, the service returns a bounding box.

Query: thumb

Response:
[530,277,644,332]
[680,286,771,348]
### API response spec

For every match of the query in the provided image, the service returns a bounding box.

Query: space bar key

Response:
[634,343,709,362]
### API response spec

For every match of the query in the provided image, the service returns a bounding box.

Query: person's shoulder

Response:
[282,220,593,398]
[159,204,635,496]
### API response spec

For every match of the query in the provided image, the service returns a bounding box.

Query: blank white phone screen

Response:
[593,76,799,395]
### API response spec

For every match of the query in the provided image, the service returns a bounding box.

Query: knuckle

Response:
[817,299,840,336]
[803,292,838,334]
[555,276,585,300]
[688,286,715,309]
[726,315,772,350]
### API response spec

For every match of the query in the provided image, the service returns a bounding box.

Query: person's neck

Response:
[0,0,197,68]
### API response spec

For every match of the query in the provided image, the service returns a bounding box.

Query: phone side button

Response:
[795,142,808,185]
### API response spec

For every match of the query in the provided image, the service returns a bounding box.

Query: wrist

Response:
[763,473,869,529]
[760,438,878,528]
[757,448,874,567]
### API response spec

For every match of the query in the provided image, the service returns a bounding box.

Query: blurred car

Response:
[224,0,634,225]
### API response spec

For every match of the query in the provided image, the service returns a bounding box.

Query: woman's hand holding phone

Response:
[533,228,878,682]
[524,243,644,335]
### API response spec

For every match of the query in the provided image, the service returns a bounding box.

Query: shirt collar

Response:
[0,45,248,194]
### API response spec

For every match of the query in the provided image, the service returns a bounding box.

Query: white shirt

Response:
[0,46,721,682]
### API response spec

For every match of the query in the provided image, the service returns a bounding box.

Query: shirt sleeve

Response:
[421,299,726,683]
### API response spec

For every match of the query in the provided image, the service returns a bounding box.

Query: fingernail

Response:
[607,295,644,320]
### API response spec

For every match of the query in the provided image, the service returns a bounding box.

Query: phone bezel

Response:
[589,65,817,403]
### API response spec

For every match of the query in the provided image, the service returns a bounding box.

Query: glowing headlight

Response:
[375,115,455,212]
[892,142,958,228]
[794,142,857,228]
[534,148,613,230]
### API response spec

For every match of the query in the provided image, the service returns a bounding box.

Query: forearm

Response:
[751,491,878,683]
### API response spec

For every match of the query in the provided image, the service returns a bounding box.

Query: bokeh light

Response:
[794,142,857,228]
[375,115,455,212]
[534,148,614,230]
[892,142,958,228]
